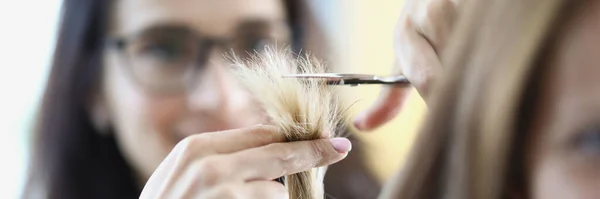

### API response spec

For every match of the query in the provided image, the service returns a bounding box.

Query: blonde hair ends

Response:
[227,47,347,199]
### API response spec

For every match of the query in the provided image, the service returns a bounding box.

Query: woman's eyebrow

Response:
[117,19,288,40]
[235,18,291,31]
[115,23,192,39]
[234,20,274,32]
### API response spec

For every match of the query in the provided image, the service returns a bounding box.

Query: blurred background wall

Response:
[0,0,61,198]
[0,0,425,197]
[338,0,426,182]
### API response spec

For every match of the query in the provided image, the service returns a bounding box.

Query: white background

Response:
[0,0,61,198]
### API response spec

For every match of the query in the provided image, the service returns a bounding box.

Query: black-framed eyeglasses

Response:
[104,23,284,95]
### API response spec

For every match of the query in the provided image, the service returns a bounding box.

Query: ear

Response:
[90,94,112,136]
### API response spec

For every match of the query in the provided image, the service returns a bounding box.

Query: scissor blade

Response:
[282,74,348,85]
[282,74,342,78]
[282,73,410,86]
[282,73,375,79]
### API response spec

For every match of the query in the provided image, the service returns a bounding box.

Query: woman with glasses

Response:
[23,0,380,198]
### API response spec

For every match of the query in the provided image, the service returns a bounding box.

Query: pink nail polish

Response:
[329,138,352,153]
[353,119,363,130]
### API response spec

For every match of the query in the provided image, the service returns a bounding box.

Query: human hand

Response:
[353,0,460,131]
[139,125,351,199]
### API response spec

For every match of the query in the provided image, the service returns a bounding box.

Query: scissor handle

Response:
[282,73,411,86]
[326,75,410,86]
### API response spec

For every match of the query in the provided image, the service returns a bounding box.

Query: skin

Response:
[140,125,350,198]
[353,0,461,131]
[96,0,352,197]
[526,2,600,198]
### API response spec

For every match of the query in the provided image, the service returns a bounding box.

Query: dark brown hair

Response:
[379,0,586,198]
[23,1,379,198]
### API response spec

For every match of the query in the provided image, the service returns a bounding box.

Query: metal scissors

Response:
[281,73,410,86]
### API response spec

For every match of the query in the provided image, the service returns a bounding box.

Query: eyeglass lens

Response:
[120,21,286,93]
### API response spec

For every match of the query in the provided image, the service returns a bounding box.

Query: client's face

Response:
[98,0,290,182]
[526,2,600,199]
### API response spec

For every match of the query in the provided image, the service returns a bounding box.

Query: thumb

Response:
[352,85,412,131]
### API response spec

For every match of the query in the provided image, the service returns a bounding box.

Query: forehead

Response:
[109,0,287,36]
[543,2,600,128]
[556,3,600,105]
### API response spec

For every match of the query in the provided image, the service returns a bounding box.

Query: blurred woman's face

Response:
[526,2,600,198]
[99,0,290,182]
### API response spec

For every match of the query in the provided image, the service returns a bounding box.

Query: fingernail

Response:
[353,119,364,130]
[353,114,367,130]
[329,138,352,153]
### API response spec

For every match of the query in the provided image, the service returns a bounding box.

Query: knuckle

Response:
[266,144,295,175]
[266,140,338,176]
[251,124,279,132]
[175,135,205,155]
[248,125,282,142]
[416,68,434,94]
[425,0,458,38]
[404,63,433,93]
[309,140,333,163]
[425,0,454,23]
[174,136,194,153]
[271,143,295,161]
[397,14,414,32]
[193,157,229,187]
[172,137,197,163]
[176,133,219,157]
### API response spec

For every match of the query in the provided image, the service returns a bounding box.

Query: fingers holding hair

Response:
[211,138,351,182]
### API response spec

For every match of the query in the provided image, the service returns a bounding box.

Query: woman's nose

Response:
[187,51,248,118]
[188,67,227,112]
